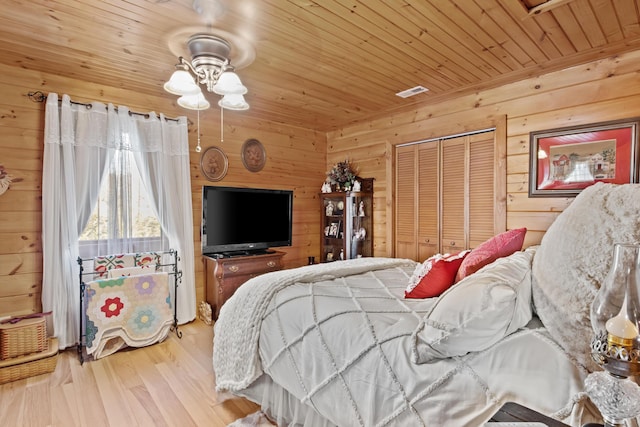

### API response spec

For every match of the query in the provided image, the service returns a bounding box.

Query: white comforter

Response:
[214,258,597,426]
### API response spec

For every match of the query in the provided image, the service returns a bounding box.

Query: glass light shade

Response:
[212,71,248,95]
[591,243,640,348]
[218,94,249,110]
[177,92,211,110]
[164,70,201,96]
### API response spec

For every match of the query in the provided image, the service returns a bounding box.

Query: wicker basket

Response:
[0,337,58,384]
[0,317,47,360]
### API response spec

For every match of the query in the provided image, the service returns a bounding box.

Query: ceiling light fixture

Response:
[164,33,249,111]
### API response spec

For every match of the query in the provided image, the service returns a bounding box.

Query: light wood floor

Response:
[0,320,259,427]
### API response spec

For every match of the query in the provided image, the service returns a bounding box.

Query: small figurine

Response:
[198,301,213,325]
[325,200,334,216]
[321,181,332,193]
[358,200,365,217]
[352,180,361,192]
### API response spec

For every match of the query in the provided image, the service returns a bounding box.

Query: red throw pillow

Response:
[455,228,527,283]
[405,251,470,299]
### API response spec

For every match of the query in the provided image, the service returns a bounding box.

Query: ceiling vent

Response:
[395,85,429,98]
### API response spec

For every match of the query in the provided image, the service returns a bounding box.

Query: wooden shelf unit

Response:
[320,190,373,262]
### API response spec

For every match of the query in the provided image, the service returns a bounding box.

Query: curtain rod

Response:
[27,91,181,122]
[396,127,496,147]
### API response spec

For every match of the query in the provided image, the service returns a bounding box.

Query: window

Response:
[79,149,166,257]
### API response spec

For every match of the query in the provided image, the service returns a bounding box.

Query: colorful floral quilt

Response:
[93,252,162,278]
[85,272,172,359]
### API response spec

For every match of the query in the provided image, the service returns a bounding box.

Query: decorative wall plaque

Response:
[200,146,228,181]
[241,138,266,172]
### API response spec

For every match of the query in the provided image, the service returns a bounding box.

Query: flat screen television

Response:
[202,185,293,256]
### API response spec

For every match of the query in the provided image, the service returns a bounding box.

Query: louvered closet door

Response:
[395,145,417,260]
[416,141,439,260]
[440,136,466,254]
[394,128,501,260]
[468,132,496,248]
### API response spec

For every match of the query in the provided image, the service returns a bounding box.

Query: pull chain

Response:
[195,108,202,152]
[220,105,224,143]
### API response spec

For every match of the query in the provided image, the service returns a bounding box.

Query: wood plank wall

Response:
[327,49,640,257]
[3,48,640,318]
[0,63,326,318]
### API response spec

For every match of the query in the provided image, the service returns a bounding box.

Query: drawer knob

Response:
[229,265,239,272]
[450,241,455,246]
[267,261,276,267]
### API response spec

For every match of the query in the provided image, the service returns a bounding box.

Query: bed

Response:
[213,183,640,426]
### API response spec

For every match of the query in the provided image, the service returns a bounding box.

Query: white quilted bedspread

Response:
[214,258,596,426]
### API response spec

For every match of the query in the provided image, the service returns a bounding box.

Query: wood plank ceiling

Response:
[2,0,640,132]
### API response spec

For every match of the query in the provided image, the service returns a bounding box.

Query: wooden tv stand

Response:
[204,251,285,320]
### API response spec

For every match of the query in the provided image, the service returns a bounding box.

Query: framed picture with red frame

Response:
[529,118,640,197]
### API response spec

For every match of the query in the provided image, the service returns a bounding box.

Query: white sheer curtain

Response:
[121,106,196,325]
[42,93,196,349]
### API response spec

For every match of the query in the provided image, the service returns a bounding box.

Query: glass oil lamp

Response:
[586,243,640,427]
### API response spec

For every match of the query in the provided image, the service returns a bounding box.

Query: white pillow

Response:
[411,248,534,363]
[107,264,156,278]
[531,183,640,373]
